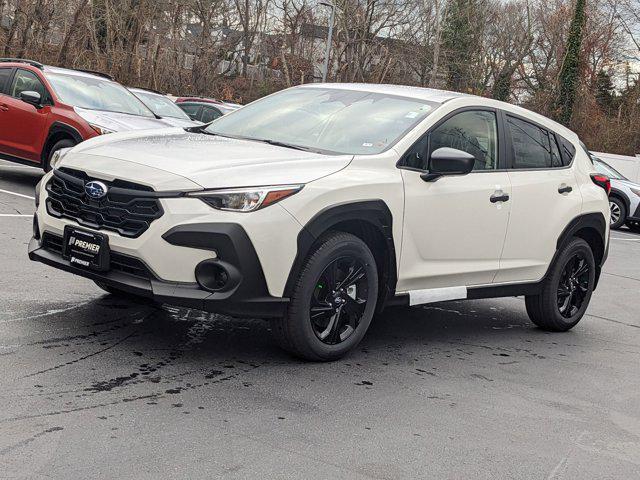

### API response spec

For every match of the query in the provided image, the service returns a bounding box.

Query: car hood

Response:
[74,107,173,132]
[157,116,203,128]
[64,129,353,190]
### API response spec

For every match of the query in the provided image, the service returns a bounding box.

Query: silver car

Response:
[592,155,640,231]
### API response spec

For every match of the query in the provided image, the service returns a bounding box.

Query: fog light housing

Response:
[195,259,240,292]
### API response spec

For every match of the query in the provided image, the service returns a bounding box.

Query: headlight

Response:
[187,185,303,212]
[630,187,640,197]
[89,123,115,135]
[50,147,72,170]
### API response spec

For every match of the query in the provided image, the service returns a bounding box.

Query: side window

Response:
[201,106,222,123]
[507,115,564,169]
[400,110,499,171]
[0,68,13,94]
[179,103,201,120]
[429,110,498,171]
[10,69,47,100]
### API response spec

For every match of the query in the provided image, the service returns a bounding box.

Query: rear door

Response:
[0,68,51,162]
[494,113,582,283]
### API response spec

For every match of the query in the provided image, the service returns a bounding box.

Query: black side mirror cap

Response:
[421,147,475,182]
[19,90,42,108]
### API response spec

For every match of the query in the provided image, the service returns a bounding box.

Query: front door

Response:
[397,109,511,294]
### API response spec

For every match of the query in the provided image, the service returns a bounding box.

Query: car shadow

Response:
[0,166,44,190]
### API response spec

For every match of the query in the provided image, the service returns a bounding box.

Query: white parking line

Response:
[0,214,32,217]
[0,164,39,170]
[0,188,35,200]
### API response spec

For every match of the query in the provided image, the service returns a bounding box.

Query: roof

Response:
[43,66,114,81]
[298,83,468,103]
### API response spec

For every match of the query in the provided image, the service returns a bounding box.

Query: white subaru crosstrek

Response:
[29,84,611,361]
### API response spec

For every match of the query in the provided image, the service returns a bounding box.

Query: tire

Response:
[609,197,626,230]
[525,237,596,332]
[272,232,379,361]
[44,139,75,172]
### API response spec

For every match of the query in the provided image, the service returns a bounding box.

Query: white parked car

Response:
[29,84,610,360]
[590,154,640,231]
[129,87,202,128]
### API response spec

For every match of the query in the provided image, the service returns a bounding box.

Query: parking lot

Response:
[1,159,639,479]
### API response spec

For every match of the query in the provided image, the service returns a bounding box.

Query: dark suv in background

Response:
[0,58,170,170]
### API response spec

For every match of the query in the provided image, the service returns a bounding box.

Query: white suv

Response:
[29,84,610,361]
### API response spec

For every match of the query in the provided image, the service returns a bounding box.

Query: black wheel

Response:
[609,197,626,229]
[525,237,595,332]
[272,232,378,361]
[44,139,75,172]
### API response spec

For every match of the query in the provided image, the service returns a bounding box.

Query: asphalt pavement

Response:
[1,159,639,479]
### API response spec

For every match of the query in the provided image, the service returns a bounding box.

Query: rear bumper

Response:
[28,232,288,319]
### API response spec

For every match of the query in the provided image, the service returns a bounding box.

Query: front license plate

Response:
[62,226,110,271]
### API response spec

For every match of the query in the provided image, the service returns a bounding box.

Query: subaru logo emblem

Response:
[85,181,108,199]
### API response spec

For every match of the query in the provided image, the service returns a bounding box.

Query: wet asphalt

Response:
[1,159,639,479]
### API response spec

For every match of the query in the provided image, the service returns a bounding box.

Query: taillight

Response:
[590,173,611,195]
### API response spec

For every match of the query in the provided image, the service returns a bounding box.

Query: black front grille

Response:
[41,232,153,280]
[45,167,163,238]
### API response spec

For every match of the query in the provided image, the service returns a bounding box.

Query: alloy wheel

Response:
[556,253,590,318]
[309,256,369,345]
[609,201,621,225]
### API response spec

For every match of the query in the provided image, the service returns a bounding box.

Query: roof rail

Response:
[0,58,44,69]
[75,69,114,81]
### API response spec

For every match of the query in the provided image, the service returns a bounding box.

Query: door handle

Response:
[490,192,510,203]
[558,185,573,194]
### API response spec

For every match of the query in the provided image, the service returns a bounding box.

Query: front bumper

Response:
[28,227,288,319]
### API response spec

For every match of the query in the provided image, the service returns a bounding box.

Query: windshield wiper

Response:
[183,130,316,152]
[256,139,314,152]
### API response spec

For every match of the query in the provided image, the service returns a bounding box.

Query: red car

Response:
[0,58,170,170]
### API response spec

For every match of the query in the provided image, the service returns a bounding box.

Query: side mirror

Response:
[19,91,42,108]
[421,147,475,182]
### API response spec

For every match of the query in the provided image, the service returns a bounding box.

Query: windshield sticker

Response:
[405,111,419,119]
[362,142,373,147]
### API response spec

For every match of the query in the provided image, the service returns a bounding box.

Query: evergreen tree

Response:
[595,70,616,113]
[442,0,476,92]
[553,0,586,126]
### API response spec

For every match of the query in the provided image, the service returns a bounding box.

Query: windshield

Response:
[46,72,154,118]
[133,90,191,120]
[594,158,626,180]
[204,87,438,155]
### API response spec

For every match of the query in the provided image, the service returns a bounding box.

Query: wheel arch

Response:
[284,200,398,311]
[554,212,607,289]
[608,188,630,215]
[41,122,82,164]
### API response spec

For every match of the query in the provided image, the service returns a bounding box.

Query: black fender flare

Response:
[608,188,630,215]
[283,200,398,305]
[553,211,608,288]
[41,122,83,162]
